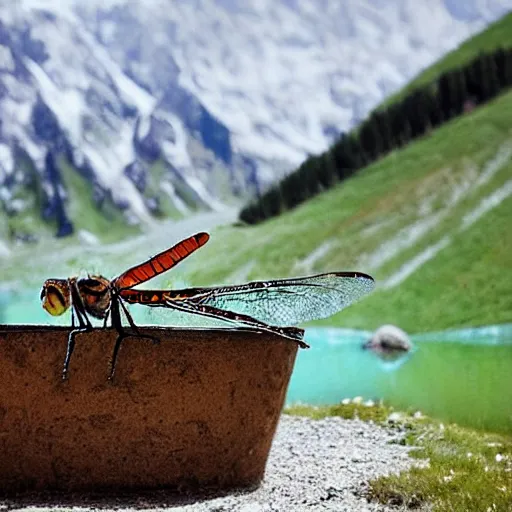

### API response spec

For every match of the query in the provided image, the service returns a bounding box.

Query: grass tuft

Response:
[285,400,395,423]
[370,421,512,511]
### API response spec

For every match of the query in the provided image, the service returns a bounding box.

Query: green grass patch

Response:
[380,12,512,108]
[370,421,512,511]
[284,401,393,423]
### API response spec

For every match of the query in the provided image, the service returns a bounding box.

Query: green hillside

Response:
[380,12,512,108]
[180,90,512,333]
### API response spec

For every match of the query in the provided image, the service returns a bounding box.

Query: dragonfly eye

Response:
[41,283,70,316]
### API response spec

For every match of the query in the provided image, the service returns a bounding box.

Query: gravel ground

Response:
[170,415,416,512]
[7,415,418,512]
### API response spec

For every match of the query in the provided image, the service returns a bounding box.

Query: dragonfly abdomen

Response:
[120,287,213,306]
[121,289,169,305]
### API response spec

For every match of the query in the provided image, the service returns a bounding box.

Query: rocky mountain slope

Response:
[0,0,510,244]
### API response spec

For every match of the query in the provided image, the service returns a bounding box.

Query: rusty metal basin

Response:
[0,325,299,498]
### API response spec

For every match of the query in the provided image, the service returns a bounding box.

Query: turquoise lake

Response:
[287,326,512,434]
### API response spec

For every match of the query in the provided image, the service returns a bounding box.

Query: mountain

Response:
[0,0,510,246]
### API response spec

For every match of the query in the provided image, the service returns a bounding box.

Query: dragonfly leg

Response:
[108,331,128,381]
[118,298,160,345]
[165,299,309,349]
[107,296,160,381]
[102,306,110,329]
[63,305,93,380]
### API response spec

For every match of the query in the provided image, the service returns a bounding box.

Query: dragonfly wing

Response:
[194,272,375,327]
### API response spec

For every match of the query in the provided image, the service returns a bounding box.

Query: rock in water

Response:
[363,324,412,359]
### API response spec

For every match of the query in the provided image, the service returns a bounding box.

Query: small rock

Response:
[363,324,412,358]
[387,412,403,424]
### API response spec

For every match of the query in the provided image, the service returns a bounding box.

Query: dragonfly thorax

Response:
[77,275,112,319]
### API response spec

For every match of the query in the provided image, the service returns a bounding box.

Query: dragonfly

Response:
[40,232,375,381]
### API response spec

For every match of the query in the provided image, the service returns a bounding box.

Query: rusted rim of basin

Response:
[0,323,305,337]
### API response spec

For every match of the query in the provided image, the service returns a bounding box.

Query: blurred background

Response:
[0,0,511,433]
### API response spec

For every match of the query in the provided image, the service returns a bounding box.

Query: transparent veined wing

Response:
[185,272,375,327]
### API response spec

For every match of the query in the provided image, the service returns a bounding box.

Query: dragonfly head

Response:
[40,279,71,316]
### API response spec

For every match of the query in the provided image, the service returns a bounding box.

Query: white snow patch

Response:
[181,173,226,212]
[155,110,192,169]
[99,19,117,44]
[0,144,14,176]
[25,59,85,145]
[83,139,152,223]
[79,29,156,116]
[0,187,11,202]
[8,198,28,214]
[0,95,46,172]
[359,153,501,272]
[461,179,512,231]
[0,239,10,258]
[77,229,100,246]
[360,212,444,271]
[476,144,512,188]
[294,240,334,273]
[153,110,226,212]
[224,260,256,285]
[22,139,47,173]
[0,45,14,71]
[160,180,190,215]
[360,216,397,237]
[372,146,512,287]
[383,237,450,289]
[138,115,151,140]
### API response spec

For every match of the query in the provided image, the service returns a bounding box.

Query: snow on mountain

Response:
[0,0,510,240]
[79,0,511,180]
[0,1,235,236]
